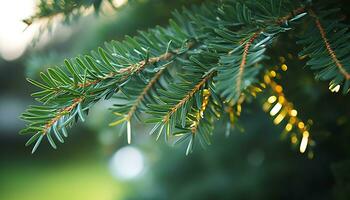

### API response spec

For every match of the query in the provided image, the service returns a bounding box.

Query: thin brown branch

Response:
[235,31,261,96]
[276,7,306,24]
[78,41,195,88]
[308,9,350,80]
[42,97,84,134]
[77,51,174,88]
[126,66,168,121]
[162,72,214,123]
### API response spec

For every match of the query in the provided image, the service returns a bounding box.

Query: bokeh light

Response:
[109,146,144,180]
[0,0,36,61]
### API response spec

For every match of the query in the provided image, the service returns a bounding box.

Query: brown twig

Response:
[309,9,350,80]
[276,7,306,25]
[77,51,174,88]
[162,72,214,123]
[42,97,84,134]
[126,66,168,121]
[235,31,261,96]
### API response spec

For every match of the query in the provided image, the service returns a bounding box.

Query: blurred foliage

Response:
[23,0,127,42]
[26,0,204,77]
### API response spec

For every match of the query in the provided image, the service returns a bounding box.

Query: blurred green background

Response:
[0,0,350,199]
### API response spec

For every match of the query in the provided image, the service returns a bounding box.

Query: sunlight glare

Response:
[109,146,144,180]
[0,0,36,61]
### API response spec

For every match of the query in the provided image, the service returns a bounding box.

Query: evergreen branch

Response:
[163,72,214,123]
[42,97,84,134]
[190,89,211,134]
[24,0,121,26]
[23,0,344,154]
[276,6,306,24]
[126,66,168,121]
[213,2,309,104]
[298,7,350,93]
[235,31,261,97]
[174,84,221,154]
[77,50,175,89]
[309,9,350,80]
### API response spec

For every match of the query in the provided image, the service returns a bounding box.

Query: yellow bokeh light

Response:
[270,70,276,77]
[278,96,285,104]
[291,135,298,144]
[298,122,305,129]
[275,85,283,93]
[273,111,286,125]
[262,102,272,112]
[329,84,340,93]
[237,104,242,114]
[264,75,271,84]
[285,123,293,132]
[290,109,297,117]
[267,96,277,103]
[289,117,297,124]
[281,64,288,71]
[270,103,282,116]
[299,134,309,153]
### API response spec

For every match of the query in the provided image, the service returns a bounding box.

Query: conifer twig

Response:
[77,51,174,88]
[235,31,261,96]
[163,72,214,122]
[309,9,350,80]
[126,66,169,121]
[190,89,211,133]
[42,97,84,134]
[276,7,306,24]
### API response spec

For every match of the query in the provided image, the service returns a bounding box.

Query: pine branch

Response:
[213,2,309,104]
[127,68,167,121]
[42,97,84,134]
[276,6,306,24]
[109,63,170,126]
[298,7,350,94]
[77,50,174,89]
[162,72,214,123]
[235,31,261,97]
[309,9,350,80]
[23,0,121,27]
[189,89,211,134]
[23,0,349,154]
[31,49,178,139]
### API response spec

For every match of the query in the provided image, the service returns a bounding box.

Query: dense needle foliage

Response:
[20,0,350,154]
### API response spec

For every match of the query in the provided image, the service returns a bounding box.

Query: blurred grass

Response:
[0,157,123,200]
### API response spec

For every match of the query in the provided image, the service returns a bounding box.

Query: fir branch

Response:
[309,9,350,80]
[24,0,121,27]
[77,50,175,88]
[126,66,168,121]
[162,72,214,123]
[23,0,345,154]
[276,6,306,24]
[190,89,211,134]
[42,97,84,134]
[235,31,261,97]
